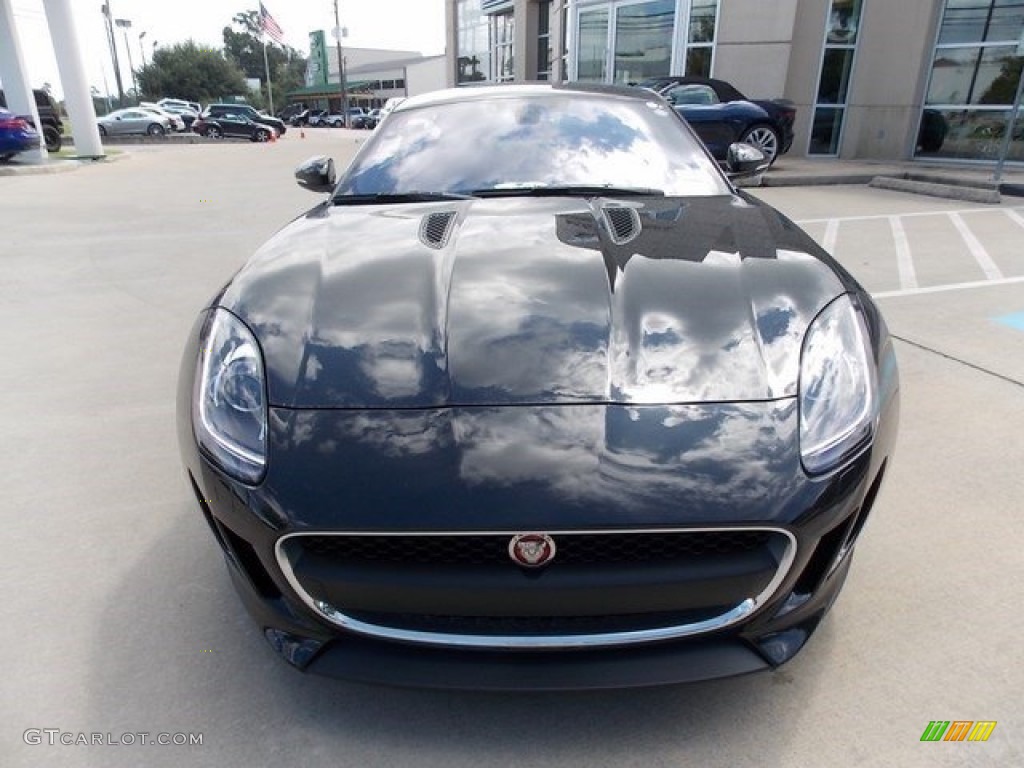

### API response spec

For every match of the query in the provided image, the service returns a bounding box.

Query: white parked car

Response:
[139,103,185,132]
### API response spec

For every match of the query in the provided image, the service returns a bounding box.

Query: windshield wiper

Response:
[332,191,478,205]
[469,185,664,198]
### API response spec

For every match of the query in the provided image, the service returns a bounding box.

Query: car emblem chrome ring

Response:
[508,533,557,568]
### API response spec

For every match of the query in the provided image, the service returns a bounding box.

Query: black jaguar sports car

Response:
[177,83,899,690]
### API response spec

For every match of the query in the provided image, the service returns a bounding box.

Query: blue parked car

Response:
[0,108,40,162]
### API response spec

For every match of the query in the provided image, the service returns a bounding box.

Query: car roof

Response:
[395,83,662,114]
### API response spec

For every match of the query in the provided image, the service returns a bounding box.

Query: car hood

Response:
[219,194,850,409]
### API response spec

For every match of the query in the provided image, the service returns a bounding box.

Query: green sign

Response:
[306,30,329,87]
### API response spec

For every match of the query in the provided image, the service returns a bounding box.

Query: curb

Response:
[868,175,1001,204]
[0,151,130,177]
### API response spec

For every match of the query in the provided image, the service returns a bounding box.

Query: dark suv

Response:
[203,104,286,136]
[0,88,63,153]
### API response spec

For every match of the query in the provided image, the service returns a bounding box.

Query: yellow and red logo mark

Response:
[920,721,997,742]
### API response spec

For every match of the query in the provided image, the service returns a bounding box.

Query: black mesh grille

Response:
[603,207,640,244]
[297,530,772,567]
[420,211,456,248]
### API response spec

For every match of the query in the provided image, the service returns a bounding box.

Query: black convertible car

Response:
[178,84,899,689]
[637,76,796,165]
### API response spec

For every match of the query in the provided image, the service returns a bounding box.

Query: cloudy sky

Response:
[7,0,446,98]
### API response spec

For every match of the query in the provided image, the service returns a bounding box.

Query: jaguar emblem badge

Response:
[509,533,556,568]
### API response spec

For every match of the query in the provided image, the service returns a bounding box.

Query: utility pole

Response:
[100,3,124,103]
[333,0,348,126]
[115,19,138,100]
[139,30,147,68]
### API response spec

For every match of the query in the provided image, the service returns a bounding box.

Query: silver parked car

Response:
[97,108,172,137]
[139,104,185,132]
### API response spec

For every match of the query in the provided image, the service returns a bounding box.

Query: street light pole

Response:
[333,0,348,127]
[115,19,137,100]
[139,30,147,68]
[100,2,124,103]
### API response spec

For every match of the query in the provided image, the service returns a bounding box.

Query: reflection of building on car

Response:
[636,76,795,165]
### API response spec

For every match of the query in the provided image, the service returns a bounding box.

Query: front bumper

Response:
[179,394,895,689]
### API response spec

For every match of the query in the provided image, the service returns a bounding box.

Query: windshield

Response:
[333,92,730,199]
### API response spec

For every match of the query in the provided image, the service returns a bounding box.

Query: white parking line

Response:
[888,216,918,291]
[1006,208,1024,229]
[822,219,839,254]
[873,275,1024,299]
[948,212,1004,280]
[795,205,1024,226]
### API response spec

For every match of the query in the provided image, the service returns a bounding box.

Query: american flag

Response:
[259,3,284,44]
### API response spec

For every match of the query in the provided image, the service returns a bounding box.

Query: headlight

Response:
[193,308,267,483]
[799,294,877,474]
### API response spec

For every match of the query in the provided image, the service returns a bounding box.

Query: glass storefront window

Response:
[810,107,845,154]
[689,0,717,43]
[817,49,857,104]
[457,0,491,83]
[919,107,1024,160]
[492,12,515,82]
[686,47,712,77]
[613,0,675,84]
[936,0,1024,46]
[537,1,552,80]
[920,1,1024,160]
[926,46,1021,105]
[826,0,861,45]
[574,1,718,83]
[577,8,609,82]
[809,0,863,155]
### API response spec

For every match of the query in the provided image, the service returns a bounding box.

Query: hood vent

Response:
[420,211,457,249]
[602,206,641,245]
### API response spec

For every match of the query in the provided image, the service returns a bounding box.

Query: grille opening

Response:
[419,211,457,248]
[297,530,773,567]
[791,514,857,596]
[603,206,640,244]
[218,523,282,599]
[189,472,230,555]
[845,460,887,550]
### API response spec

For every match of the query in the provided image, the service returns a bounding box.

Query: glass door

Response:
[612,0,676,85]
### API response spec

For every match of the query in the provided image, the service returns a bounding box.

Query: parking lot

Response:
[1,132,1021,767]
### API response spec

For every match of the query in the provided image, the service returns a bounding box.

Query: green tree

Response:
[223,11,307,112]
[136,41,248,103]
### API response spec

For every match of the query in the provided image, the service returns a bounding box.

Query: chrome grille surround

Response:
[275,527,797,650]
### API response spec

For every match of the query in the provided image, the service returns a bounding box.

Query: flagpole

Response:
[262,35,275,114]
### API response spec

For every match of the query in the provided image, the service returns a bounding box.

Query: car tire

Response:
[207,127,223,139]
[253,130,270,143]
[43,125,62,153]
[332,120,342,128]
[147,123,166,136]
[740,124,781,165]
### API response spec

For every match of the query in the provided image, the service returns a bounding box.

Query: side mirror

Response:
[725,142,770,179]
[295,155,337,192]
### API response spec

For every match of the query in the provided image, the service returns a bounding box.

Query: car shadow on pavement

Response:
[85,505,834,767]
